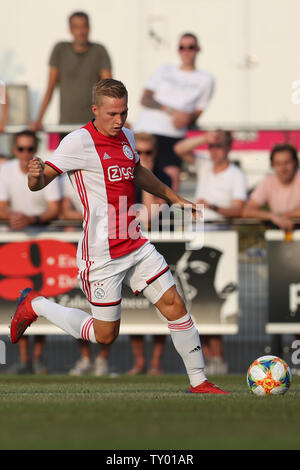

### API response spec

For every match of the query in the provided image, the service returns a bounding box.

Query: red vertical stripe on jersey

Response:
[74,171,90,261]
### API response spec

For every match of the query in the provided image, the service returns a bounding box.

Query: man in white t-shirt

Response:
[10,79,229,394]
[174,130,247,221]
[0,130,61,229]
[134,33,214,193]
[175,130,247,374]
[0,130,61,374]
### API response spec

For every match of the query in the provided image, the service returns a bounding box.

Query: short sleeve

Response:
[250,178,269,207]
[144,66,165,92]
[96,44,112,71]
[232,169,247,201]
[195,75,215,111]
[45,130,87,174]
[49,43,62,68]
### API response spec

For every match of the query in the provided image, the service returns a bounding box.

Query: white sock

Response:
[31,297,97,343]
[168,313,206,387]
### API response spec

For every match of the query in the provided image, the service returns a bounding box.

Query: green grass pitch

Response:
[0,374,299,450]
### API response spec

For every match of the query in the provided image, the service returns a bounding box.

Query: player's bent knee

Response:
[95,333,118,345]
[93,319,120,345]
[155,286,187,321]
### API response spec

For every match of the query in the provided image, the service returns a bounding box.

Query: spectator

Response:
[175,130,247,374]
[134,32,214,193]
[0,130,61,373]
[60,174,110,376]
[134,132,171,229]
[242,143,300,231]
[175,130,247,221]
[30,11,112,130]
[126,132,171,376]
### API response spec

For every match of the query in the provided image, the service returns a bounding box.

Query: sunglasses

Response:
[16,146,36,153]
[178,45,197,51]
[136,150,154,156]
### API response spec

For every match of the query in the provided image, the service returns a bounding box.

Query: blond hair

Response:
[134,132,157,148]
[92,79,128,105]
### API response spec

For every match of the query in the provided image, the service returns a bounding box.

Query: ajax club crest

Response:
[123,144,134,160]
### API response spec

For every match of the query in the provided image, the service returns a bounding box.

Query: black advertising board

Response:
[266,230,300,334]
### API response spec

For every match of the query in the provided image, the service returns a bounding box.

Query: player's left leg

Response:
[153,285,229,393]
[126,244,229,394]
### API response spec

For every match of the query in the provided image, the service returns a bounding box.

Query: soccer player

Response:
[10,79,228,394]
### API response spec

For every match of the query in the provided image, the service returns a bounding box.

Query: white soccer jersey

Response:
[45,122,148,265]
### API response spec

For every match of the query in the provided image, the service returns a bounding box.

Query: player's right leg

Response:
[10,287,96,344]
[10,258,124,345]
[10,287,121,346]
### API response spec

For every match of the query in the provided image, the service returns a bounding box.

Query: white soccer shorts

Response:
[77,242,175,321]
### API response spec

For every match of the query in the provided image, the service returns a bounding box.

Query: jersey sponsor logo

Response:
[103,152,111,160]
[123,144,134,160]
[108,165,134,182]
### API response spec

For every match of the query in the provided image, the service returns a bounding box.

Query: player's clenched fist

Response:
[28,157,45,178]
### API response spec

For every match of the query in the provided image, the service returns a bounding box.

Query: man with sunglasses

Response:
[174,130,247,221]
[174,130,247,375]
[134,33,214,193]
[0,130,61,374]
[0,130,61,230]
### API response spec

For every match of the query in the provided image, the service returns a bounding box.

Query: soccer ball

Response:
[247,355,292,396]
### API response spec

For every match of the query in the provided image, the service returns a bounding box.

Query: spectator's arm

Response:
[242,199,294,230]
[174,133,212,165]
[30,66,60,131]
[0,200,10,220]
[38,200,60,224]
[283,207,300,218]
[172,109,202,130]
[211,200,245,218]
[8,200,60,230]
[99,69,112,79]
[242,198,274,221]
[141,89,169,111]
[61,197,83,220]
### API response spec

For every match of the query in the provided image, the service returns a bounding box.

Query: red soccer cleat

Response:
[188,380,230,394]
[10,288,38,344]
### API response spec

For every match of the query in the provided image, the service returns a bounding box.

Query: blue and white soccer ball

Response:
[247,355,292,396]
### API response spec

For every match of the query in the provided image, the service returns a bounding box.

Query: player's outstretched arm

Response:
[134,162,200,219]
[28,157,58,191]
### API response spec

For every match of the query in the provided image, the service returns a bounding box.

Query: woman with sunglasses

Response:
[134,32,215,194]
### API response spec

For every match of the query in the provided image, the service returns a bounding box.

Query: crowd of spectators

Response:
[0,10,300,376]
